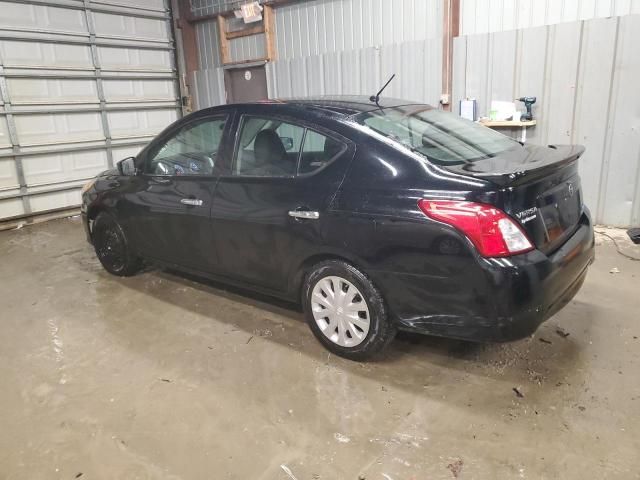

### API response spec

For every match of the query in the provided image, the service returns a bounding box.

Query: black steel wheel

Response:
[92,212,142,277]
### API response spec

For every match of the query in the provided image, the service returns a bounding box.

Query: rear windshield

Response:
[355,106,518,165]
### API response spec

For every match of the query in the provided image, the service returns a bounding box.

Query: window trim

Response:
[142,113,229,178]
[230,113,349,179]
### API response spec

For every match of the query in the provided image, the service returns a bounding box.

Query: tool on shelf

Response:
[517,96,537,121]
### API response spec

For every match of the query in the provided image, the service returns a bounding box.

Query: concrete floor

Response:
[1,217,639,480]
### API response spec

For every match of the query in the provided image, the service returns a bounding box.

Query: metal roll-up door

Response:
[0,0,181,221]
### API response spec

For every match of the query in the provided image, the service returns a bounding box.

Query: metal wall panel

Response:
[275,0,443,60]
[267,36,442,105]
[460,0,640,35]
[194,18,266,69]
[193,67,226,108]
[229,33,267,63]
[195,20,222,69]
[452,15,640,226]
[0,0,181,221]
[195,0,443,109]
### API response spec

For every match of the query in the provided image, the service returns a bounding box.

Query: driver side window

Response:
[146,116,227,176]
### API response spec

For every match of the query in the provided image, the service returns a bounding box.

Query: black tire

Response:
[302,260,396,360]
[92,212,143,277]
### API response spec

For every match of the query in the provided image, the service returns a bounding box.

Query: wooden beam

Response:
[217,14,230,65]
[175,0,198,112]
[441,0,460,112]
[187,0,295,24]
[222,57,269,68]
[263,4,276,61]
[225,24,265,40]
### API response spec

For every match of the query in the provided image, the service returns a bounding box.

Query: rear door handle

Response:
[181,198,203,206]
[288,210,319,220]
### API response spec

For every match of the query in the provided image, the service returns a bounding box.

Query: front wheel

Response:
[302,260,396,360]
[92,212,142,277]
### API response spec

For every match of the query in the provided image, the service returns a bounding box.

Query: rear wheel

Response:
[302,260,396,360]
[92,212,142,276]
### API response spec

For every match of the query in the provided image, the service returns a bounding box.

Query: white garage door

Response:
[0,0,181,220]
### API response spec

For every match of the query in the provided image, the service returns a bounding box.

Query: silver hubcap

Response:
[311,276,370,347]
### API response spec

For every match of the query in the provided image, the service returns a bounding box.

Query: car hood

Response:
[99,168,119,177]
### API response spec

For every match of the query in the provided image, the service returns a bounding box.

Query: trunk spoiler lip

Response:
[444,144,585,187]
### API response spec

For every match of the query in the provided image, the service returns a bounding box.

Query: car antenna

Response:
[369,74,396,106]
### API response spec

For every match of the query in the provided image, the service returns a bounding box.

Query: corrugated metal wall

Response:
[460,0,640,35]
[192,10,267,109]
[275,0,442,59]
[195,19,222,69]
[194,17,265,69]
[268,0,443,105]
[192,0,444,109]
[453,15,640,226]
[0,0,180,221]
[193,67,226,109]
[266,38,442,105]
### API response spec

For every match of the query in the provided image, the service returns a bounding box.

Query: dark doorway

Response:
[224,65,268,103]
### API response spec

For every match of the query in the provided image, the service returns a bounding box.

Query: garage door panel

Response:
[0,41,93,69]
[22,150,108,186]
[29,189,82,213]
[108,109,178,139]
[0,158,19,190]
[15,113,104,146]
[93,0,166,11]
[0,197,25,218]
[112,145,145,162]
[0,1,179,221]
[7,78,99,104]
[0,1,87,34]
[102,79,175,101]
[93,12,168,42]
[0,119,11,149]
[97,46,173,72]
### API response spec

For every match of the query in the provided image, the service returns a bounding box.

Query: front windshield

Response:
[355,106,518,165]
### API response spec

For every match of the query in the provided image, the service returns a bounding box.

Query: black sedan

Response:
[81,96,595,360]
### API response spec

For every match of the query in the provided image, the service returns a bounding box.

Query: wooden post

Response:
[441,0,460,112]
[175,0,199,111]
[263,4,276,62]
[217,15,230,65]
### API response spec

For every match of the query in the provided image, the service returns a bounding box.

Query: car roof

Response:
[205,96,426,118]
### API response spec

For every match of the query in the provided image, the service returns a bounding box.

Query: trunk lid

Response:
[445,144,585,253]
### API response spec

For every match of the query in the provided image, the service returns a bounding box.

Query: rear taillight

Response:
[417,200,534,257]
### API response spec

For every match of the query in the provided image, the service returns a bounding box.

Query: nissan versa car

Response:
[81,96,595,360]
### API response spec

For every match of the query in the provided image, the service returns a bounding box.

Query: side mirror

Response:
[117,157,137,176]
[280,136,294,151]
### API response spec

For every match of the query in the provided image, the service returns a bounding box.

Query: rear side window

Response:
[235,117,304,176]
[299,130,346,175]
[233,115,346,177]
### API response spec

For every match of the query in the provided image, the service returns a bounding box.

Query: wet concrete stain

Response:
[1,217,639,479]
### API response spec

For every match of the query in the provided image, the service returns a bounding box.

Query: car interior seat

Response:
[254,129,289,174]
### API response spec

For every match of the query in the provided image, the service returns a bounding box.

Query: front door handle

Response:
[288,210,319,220]
[181,198,203,206]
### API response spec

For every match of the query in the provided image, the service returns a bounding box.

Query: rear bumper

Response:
[384,210,595,342]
